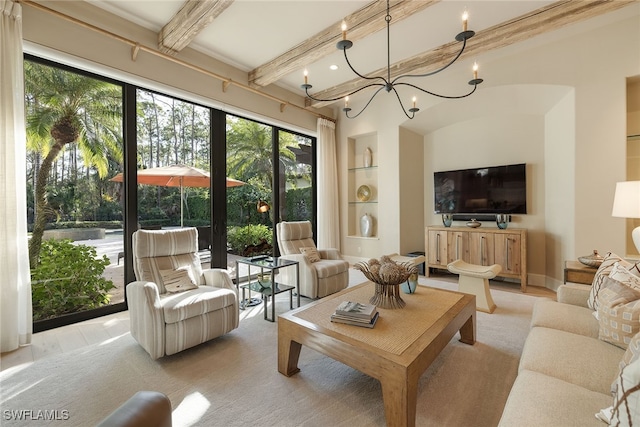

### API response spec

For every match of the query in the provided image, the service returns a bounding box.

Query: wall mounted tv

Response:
[434,163,527,214]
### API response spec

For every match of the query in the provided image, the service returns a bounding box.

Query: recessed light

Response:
[330,65,338,71]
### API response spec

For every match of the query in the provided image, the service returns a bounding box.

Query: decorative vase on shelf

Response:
[442,214,453,227]
[360,213,373,237]
[496,214,509,229]
[363,147,372,167]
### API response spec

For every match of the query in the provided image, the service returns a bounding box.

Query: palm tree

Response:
[25,60,122,266]
[226,117,298,190]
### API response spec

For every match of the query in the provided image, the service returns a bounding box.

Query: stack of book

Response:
[331,301,379,328]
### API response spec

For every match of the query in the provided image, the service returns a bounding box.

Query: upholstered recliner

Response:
[126,228,239,359]
[276,221,349,299]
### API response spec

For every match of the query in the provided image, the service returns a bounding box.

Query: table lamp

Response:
[612,181,640,253]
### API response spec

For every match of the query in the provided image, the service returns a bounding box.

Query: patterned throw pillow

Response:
[588,252,634,311]
[299,247,321,263]
[598,276,640,350]
[159,266,198,293]
[611,357,640,426]
[614,332,640,395]
[611,262,640,292]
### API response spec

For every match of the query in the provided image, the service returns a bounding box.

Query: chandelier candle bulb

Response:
[473,63,478,79]
[462,11,468,31]
[412,97,416,108]
[303,69,308,85]
[341,20,347,40]
[345,96,349,108]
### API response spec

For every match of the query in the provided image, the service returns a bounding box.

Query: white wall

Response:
[337,10,640,287]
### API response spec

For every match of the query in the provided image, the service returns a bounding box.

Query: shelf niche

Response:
[347,133,378,238]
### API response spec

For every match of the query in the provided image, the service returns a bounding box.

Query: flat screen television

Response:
[434,163,527,214]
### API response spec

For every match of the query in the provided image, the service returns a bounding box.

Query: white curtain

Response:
[1,0,32,352]
[316,118,340,249]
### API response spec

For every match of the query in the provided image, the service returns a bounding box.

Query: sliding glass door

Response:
[24,55,316,332]
[24,57,125,331]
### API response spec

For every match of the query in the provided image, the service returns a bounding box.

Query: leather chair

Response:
[276,221,349,299]
[97,391,171,427]
[127,228,238,359]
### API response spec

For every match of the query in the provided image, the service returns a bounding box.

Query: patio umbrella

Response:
[110,164,245,227]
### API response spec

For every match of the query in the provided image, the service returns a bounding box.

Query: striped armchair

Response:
[276,221,349,299]
[126,228,238,359]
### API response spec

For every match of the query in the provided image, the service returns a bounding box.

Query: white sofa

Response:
[499,283,624,426]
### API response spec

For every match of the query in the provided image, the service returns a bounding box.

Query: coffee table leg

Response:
[458,312,476,345]
[380,373,417,427]
[278,323,302,376]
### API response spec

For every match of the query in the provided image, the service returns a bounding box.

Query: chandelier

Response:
[301,0,484,119]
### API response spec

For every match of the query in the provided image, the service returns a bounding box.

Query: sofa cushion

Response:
[598,276,640,349]
[531,298,599,338]
[588,252,636,311]
[611,357,640,426]
[498,370,612,427]
[160,285,237,324]
[520,327,624,394]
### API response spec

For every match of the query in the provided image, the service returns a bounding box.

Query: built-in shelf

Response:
[348,133,378,238]
[348,166,378,172]
[347,235,379,240]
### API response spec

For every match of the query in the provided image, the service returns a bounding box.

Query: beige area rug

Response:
[0,272,545,426]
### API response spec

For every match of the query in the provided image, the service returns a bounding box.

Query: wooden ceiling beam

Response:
[158,0,234,55]
[308,0,633,108]
[248,0,440,89]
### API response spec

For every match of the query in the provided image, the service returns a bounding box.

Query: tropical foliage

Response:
[30,240,114,321]
[25,60,123,266]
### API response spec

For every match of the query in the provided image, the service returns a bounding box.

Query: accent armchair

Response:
[276,221,349,299]
[126,228,239,359]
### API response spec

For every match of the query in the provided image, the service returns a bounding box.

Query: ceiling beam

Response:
[248,0,440,89]
[158,0,234,55]
[308,0,634,108]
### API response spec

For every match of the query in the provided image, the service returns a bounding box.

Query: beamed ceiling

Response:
[87,0,635,113]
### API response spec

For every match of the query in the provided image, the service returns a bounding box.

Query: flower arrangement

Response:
[355,256,417,309]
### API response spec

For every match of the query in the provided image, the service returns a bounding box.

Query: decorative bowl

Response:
[466,218,481,228]
[578,250,604,268]
[357,185,371,202]
[355,256,418,309]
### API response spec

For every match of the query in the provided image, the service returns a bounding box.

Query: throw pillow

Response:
[598,276,640,350]
[614,332,640,395]
[159,266,198,293]
[611,262,640,292]
[299,247,321,263]
[588,252,634,311]
[611,357,640,426]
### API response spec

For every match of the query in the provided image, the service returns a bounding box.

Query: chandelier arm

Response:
[390,86,417,120]
[394,82,479,100]
[391,38,468,85]
[304,83,385,103]
[344,86,389,119]
[342,48,389,85]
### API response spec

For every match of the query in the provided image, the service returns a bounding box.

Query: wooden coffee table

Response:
[278,281,476,427]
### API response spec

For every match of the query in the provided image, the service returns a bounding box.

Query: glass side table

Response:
[236,255,300,322]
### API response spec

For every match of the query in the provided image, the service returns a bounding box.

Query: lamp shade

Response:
[612,181,640,218]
